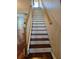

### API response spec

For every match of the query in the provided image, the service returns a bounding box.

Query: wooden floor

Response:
[27,53,53,59]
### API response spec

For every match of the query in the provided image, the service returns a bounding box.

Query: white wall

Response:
[42,0,61,59]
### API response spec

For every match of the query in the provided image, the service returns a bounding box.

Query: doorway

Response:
[32,0,40,8]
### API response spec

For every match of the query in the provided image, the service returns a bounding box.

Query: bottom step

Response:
[27,52,53,59]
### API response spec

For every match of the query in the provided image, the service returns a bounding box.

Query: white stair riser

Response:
[29,48,51,53]
[30,41,50,45]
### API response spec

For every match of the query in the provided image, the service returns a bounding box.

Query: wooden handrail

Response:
[45,9,52,24]
[41,0,52,25]
[24,5,33,56]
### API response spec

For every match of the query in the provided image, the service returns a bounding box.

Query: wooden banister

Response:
[44,9,52,24]
[17,5,32,59]
[24,5,33,56]
[41,0,52,25]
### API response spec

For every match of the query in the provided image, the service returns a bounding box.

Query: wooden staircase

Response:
[27,8,53,59]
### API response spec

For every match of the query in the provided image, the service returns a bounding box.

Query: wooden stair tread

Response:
[32,27,46,30]
[28,53,53,59]
[30,44,51,48]
[32,23,45,25]
[29,48,51,53]
[31,38,49,41]
[32,19,44,22]
[31,31,48,35]
[32,25,45,27]
[30,41,50,45]
[32,23,45,24]
[32,29,47,31]
[32,21,44,22]
[31,35,48,39]
[32,24,45,26]
[32,26,46,28]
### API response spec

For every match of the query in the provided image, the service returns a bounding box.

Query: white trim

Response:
[51,51,56,59]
